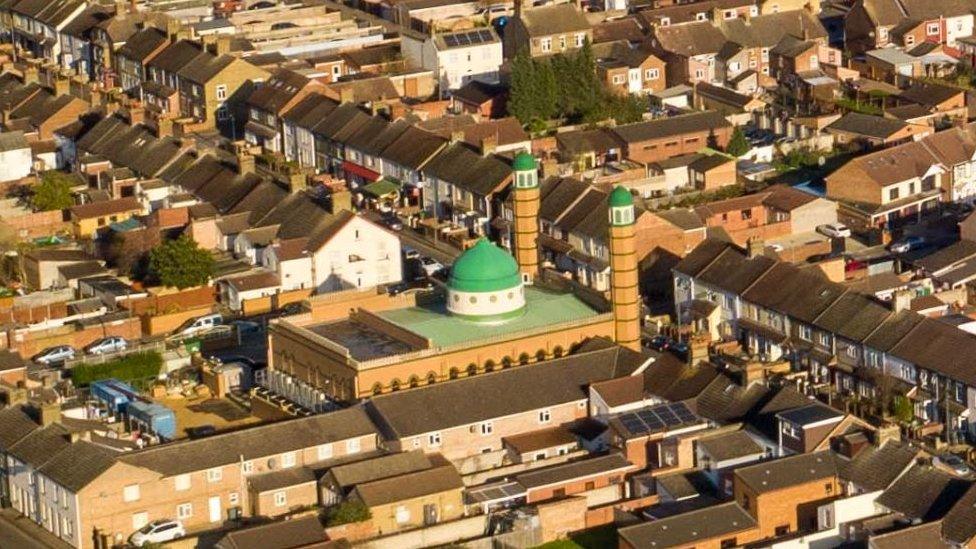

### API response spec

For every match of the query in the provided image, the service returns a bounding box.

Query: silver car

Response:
[84,336,128,355]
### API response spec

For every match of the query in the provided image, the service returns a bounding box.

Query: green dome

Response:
[448,238,522,293]
[609,186,634,207]
[513,152,537,172]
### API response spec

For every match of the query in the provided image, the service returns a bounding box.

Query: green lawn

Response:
[533,525,618,549]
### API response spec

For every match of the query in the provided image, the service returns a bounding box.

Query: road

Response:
[360,211,461,265]
[0,509,72,549]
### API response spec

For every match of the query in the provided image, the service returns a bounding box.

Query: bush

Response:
[890,395,915,424]
[325,501,371,526]
[71,351,163,387]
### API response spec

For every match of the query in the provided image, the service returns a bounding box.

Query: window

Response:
[177,503,192,519]
[123,484,140,502]
[905,35,915,46]
[741,209,752,220]
[553,488,566,497]
[660,16,671,25]
[280,452,296,468]
[207,468,222,483]
[541,38,552,52]
[645,68,659,80]
[799,325,812,341]
[274,491,287,507]
[539,409,551,423]
[175,474,190,491]
[395,505,411,524]
[428,432,442,447]
[318,444,333,461]
[229,492,239,505]
[888,187,900,201]
[695,12,706,21]
[775,525,789,536]
[695,69,705,79]
[215,84,227,100]
[585,481,595,490]
[879,28,888,40]
[347,438,362,454]
[721,539,737,549]
[928,23,940,35]
[534,452,547,461]
[242,461,253,474]
[575,33,585,47]
[723,9,736,19]
[480,421,493,435]
[559,36,566,49]
[825,482,833,493]
[612,75,624,84]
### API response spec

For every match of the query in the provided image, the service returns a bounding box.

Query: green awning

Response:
[362,179,400,198]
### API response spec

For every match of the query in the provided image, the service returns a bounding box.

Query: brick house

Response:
[733,451,841,539]
[610,111,733,164]
[594,41,666,96]
[6,409,378,549]
[244,69,326,154]
[502,2,592,59]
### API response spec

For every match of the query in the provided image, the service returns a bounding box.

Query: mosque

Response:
[261,152,641,410]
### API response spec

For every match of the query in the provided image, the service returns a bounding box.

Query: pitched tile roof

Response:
[619,501,757,548]
[351,461,461,507]
[366,344,643,438]
[611,111,731,143]
[735,450,837,494]
[876,464,971,521]
[836,441,921,492]
[519,3,590,36]
[37,440,117,491]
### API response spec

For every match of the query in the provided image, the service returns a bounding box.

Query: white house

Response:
[306,211,402,292]
[0,131,31,183]
[402,27,503,92]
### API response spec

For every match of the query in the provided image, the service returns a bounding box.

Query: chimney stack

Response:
[155,116,174,138]
[127,101,145,126]
[339,87,355,104]
[892,289,912,313]
[450,130,465,144]
[22,65,39,85]
[233,141,255,174]
[480,133,498,156]
[746,236,763,258]
[330,189,353,214]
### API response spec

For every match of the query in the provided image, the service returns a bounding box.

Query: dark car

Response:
[644,335,670,351]
[187,425,217,439]
[382,214,403,231]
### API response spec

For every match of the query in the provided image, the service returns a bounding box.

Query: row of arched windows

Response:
[368,346,570,395]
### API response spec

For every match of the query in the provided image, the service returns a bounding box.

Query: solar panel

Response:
[479,29,493,41]
[656,408,680,425]
[621,416,645,433]
[443,35,458,47]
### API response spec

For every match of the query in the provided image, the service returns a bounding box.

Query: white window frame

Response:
[541,37,552,52]
[177,503,193,520]
[207,468,222,483]
[645,68,659,80]
[538,409,551,424]
[242,461,253,474]
[215,84,227,100]
[428,432,442,447]
[274,491,287,507]
[175,474,191,491]
[317,444,333,461]
[123,484,140,502]
[347,438,362,454]
[480,421,493,435]
[280,452,296,468]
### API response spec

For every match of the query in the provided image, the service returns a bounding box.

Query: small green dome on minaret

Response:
[609,186,634,208]
[513,151,537,172]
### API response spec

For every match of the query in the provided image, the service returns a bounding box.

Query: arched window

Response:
[371,383,383,395]
[536,349,547,362]
[553,346,564,358]
[426,371,437,385]
[484,359,496,372]
[467,363,478,376]
[449,367,460,379]
[408,375,420,388]
[519,353,531,365]
[390,379,402,391]
[501,356,513,368]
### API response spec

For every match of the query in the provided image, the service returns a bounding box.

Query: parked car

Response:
[644,335,670,351]
[231,320,262,334]
[888,235,926,254]
[816,223,852,239]
[382,214,403,231]
[936,453,973,477]
[176,313,223,337]
[279,302,305,316]
[403,246,420,260]
[187,425,217,439]
[32,345,75,365]
[129,520,186,546]
[419,256,444,277]
[84,337,127,355]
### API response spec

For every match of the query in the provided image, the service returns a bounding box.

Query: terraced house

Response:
[673,238,976,439]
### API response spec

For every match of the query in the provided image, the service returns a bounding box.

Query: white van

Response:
[176,313,223,337]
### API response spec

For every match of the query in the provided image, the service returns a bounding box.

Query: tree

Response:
[147,235,214,289]
[726,126,751,157]
[33,170,75,211]
[325,501,371,526]
[890,395,914,424]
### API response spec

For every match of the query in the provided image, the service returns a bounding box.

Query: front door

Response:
[208,496,221,523]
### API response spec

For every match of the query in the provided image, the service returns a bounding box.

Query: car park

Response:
[129,520,186,546]
[84,337,128,355]
[816,223,852,239]
[32,345,75,365]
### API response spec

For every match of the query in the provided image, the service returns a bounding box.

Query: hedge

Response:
[71,351,163,387]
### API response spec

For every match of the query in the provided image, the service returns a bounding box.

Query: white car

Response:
[84,336,127,355]
[32,345,75,365]
[419,256,444,277]
[817,223,852,239]
[176,313,223,337]
[130,519,186,546]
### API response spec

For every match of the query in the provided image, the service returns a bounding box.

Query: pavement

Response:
[0,508,72,549]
